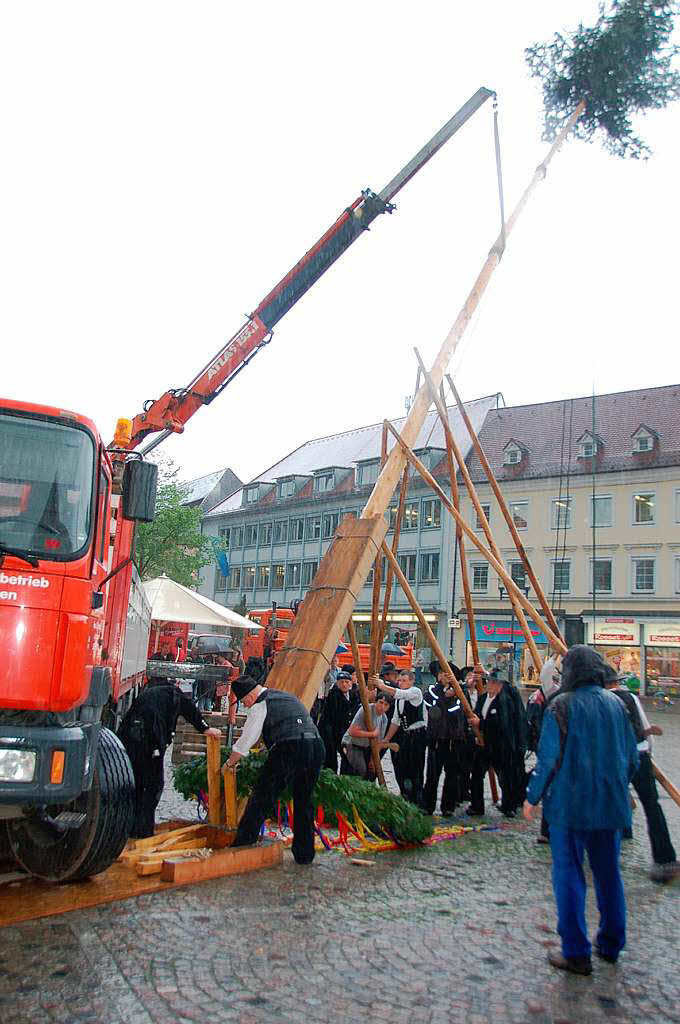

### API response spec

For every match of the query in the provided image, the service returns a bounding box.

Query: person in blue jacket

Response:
[524,645,638,976]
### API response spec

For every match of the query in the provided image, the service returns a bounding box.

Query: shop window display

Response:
[595,646,641,693]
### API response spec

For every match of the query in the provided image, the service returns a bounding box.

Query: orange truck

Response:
[243,606,413,675]
[0,91,488,882]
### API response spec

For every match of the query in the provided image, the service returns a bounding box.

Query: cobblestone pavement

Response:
[1,711,679,1024]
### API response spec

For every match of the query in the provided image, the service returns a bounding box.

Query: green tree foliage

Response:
[134,460,212,586]
[526,0,680,158]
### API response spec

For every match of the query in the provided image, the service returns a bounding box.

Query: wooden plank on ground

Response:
[161,840,282,884]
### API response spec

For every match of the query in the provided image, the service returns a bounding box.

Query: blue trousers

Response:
[549,827,626,960]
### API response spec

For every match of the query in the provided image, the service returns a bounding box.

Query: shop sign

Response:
[466,619,548,645]
[646,621,680,648]
[592,618,639,645]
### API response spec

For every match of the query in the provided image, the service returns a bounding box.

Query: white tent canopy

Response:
[142,575,261,631]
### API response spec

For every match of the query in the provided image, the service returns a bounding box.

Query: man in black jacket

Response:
[318,670,360,772]
[118,677,221,838]
[226,675,325,864]
[423,661,471,816]
[469,670,525,817]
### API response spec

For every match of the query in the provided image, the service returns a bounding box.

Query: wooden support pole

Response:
[223,765,239,828]
[206,732,223,825]
[347,618,387,787]
[414,352,542,674]
[376,463,410,658]
[369,424,389,676]
[384,422,567,656]
[447,373,563,645]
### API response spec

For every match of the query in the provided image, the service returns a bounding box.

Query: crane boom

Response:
[124,87,493,454]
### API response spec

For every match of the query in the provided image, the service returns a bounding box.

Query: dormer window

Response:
[244,485,259,505]
[632,425,657,454]
[577,431,600,459]
[356,459,380,487]
[278,478,296,499]
[314,470,335,493]
[503,440,526,466]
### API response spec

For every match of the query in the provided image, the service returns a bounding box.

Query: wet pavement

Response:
[1,709,679,1024]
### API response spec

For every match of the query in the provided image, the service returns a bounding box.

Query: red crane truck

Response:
[0,89,492,881]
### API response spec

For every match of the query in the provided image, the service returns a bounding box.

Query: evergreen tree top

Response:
[526,0,680,158]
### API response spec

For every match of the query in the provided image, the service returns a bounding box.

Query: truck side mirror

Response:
[121,460,158,522]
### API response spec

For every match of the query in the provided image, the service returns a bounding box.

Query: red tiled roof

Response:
[466,384,680,482]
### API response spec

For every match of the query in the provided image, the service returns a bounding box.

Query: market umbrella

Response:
[142,575,262,631]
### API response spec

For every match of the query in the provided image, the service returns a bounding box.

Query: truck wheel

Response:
[6,728,135,882]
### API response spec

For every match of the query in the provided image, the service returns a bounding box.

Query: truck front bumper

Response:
[0,725,91,805]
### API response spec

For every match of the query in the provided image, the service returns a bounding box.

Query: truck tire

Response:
[6,728,135,882]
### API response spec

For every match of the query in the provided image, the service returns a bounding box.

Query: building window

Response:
[357,461,380,487]
[272,564,285,589]
[231,526,244,548]
[403,501,419,531]
[551,560,571,592]
[367,557,387,585]
[590,495,613,528]
[257,565,270,589]
[244,524,258,546]
[509,562,526,589]
[228,566,241,590]
[259,522,272,545]
[398,552,417,583]
[290,518,304,542]
[675,557,680,595]
[422,499,441,529]
[503,445,522,465]
[475,503,491,531]
[632,557,655,592]
[242,565,256,590]
[286,562,301,587]
[305,515,321,540]
[215,570,227,592]
[636,435,651,452]
[471,563,488,592]
[244,486,259,504]
[590,558,612,593]
[551,498,572,530]
[675,490,680,524]
[420,551,440,583]
[633,492,655,525]
[218,526,230,549]
[510,501,528,530]
[387,506,398,530]
[322,512,340,539]
[314,472,334,493]
[278,479,296,499]
[274,519,288,544]
[302,560,318,587]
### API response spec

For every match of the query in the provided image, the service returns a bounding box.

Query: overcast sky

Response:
[2,2,678,486]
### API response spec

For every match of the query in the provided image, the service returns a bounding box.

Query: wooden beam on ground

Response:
[447,373,563,645]
[347,618,386,787]
[264,112,580,701]
[161,841,283,884]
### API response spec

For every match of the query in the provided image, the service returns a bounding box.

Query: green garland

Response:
[172,749,433,845]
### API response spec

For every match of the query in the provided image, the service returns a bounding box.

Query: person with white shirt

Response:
[374,668,427,807]
[225,675,324,864]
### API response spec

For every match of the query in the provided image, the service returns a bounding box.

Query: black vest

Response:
[396,694,424,731]
[257,689,319,748]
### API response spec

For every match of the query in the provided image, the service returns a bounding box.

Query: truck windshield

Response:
[0,412,95,562]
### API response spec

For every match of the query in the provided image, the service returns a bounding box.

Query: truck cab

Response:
[0,398,157,880]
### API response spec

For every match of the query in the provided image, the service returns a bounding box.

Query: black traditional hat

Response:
[231,674,260,700]
[381,661,398,676]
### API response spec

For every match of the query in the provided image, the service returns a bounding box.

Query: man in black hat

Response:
[469,668,525,817]
[423,661,472,816]
[225,675,325,864]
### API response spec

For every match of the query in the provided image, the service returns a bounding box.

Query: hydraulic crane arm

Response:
[123,87,493,455]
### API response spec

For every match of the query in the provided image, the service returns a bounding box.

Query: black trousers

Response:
[123,740,165,839]
[469,750,516,815]
[234,737,325,864]
[392,728,426,807]
[423,739,460,815]
[633,752,677,865]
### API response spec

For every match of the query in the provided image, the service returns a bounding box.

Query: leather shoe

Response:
[547,952,592,976]
[594,947,618,964]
